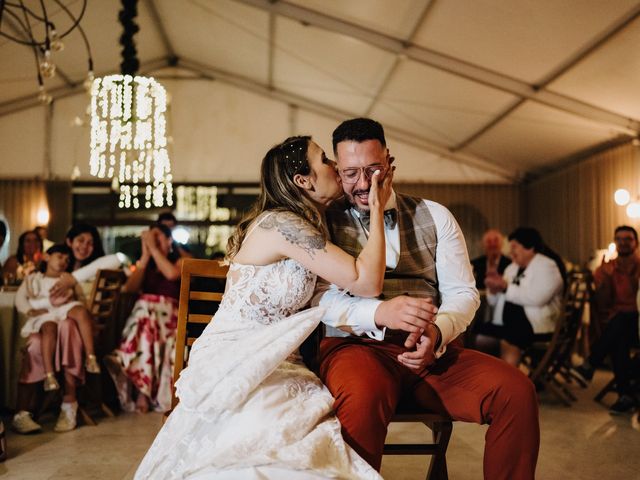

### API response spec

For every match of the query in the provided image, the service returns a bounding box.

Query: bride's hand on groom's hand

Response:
[374,296,437,342]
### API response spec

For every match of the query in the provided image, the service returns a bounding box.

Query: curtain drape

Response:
[0,179,48,263]
[396,183,522,259]
[525,142,639,265]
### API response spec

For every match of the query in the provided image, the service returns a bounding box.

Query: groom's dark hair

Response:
[332,118,386,154]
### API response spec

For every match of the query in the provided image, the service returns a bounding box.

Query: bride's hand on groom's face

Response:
[368,165,395,211]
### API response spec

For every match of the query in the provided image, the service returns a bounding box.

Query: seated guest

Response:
[0,222,6,460]
[0,219,7,268]
[572,225,640,414]
[13,245,100,433]
[48,223,127,302]
[477,227,566,367]
[471,229,511,289]
[12,223,125,434]
[157,211,193,259]
[106,223,181,413]
[34,225,54,252]
[2,230,43,284]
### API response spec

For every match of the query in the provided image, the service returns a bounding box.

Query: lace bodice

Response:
[216,258,317,326]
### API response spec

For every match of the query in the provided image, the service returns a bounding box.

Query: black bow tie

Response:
[359,209,398,230]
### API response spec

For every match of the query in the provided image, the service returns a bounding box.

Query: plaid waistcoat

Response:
[326,193,440,305]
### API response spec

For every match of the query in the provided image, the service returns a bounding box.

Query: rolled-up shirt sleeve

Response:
[311,279,385,340]
[425,201,480,357]
[71,253,126,283]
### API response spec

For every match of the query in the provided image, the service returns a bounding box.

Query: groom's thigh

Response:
[412,345,536,424]
[319,337,405,469]
[319,337,404,423]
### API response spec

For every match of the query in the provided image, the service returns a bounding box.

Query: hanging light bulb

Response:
[37,86,53,105]
[83,70,95,92]
[50,30,64,52]
[70,165,81,180]
[39,50,56,78]
[614,189,630,206]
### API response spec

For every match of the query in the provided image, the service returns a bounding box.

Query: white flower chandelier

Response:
[88,0,173,209]
[89,74,173,209]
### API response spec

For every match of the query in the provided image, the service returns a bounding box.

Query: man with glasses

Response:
[572,225,640,414]
[312,118,539,479]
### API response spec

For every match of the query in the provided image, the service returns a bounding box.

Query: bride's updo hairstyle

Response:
[227,135,325,259]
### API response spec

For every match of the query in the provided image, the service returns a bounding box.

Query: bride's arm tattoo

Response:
[260,213,327,258]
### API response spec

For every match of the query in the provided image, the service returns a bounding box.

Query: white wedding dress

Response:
[134,257,381,479]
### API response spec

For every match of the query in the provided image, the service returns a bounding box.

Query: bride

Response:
[135,135,393,479]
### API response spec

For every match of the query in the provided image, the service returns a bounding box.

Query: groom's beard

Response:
[345,188,371,216]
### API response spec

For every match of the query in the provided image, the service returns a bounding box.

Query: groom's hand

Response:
[374,296,438,348]
[397,323,439,371]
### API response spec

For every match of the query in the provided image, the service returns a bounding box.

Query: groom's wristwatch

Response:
[428,322,442,351]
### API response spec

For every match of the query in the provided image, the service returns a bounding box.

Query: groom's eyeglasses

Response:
[339,165,386,184]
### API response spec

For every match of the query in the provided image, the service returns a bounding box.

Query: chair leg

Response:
[594,378,616,403]
[78,406,97,426]
[425,420,451,480]
[100,403,115,417]
[546,380,572,407]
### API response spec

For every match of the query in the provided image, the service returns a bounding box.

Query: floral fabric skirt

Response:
[113,294,178,412]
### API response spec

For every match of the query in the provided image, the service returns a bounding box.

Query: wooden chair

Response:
[79,269,126,424]
[170,258,228,412]
[522,271,589,406]
[169,258,452,479]
[384,404,452,480]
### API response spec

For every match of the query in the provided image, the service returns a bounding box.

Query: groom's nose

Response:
[356,173,370,191]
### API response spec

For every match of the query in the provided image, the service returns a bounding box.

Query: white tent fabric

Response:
[1,0,640,183]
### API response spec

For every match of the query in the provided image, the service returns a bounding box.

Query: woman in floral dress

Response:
[107,223,181,413]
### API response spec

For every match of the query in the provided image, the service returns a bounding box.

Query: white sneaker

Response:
[54,402,78,432]
[12,411,42,434]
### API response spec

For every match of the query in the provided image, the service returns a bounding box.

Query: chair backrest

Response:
[529,270,589,381]
[172,258,229,409]
[87,269,126,327]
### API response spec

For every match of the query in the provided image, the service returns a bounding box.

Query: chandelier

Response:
[0,0,94,104]
[88,0,173,209]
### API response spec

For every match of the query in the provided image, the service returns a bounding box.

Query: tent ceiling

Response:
[2,0,640,183]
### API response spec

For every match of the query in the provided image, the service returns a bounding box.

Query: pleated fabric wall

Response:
[525,142,640,265]
[395,183,523,259]
[0,179,48,262]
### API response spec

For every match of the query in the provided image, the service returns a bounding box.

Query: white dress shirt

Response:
[487,253,563,334]
[312,192,479,357]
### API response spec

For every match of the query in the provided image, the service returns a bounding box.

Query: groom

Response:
[313,118,539,480]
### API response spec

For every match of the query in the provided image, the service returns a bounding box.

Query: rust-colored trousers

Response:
[319,336,539,480]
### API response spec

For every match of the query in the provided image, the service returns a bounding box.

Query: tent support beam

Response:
[363,0,437,117]
[145,0,177,61]
[454,3,640,150]
[177,57,516,181]
[235,0,640,135]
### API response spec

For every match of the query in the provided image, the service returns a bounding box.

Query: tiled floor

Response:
[1,370,638,479]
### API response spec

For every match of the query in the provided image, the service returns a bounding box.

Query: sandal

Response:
[85,354,101,374]
[44,372,60,392]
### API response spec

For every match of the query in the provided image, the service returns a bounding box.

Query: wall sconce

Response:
[613,188,640,218]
